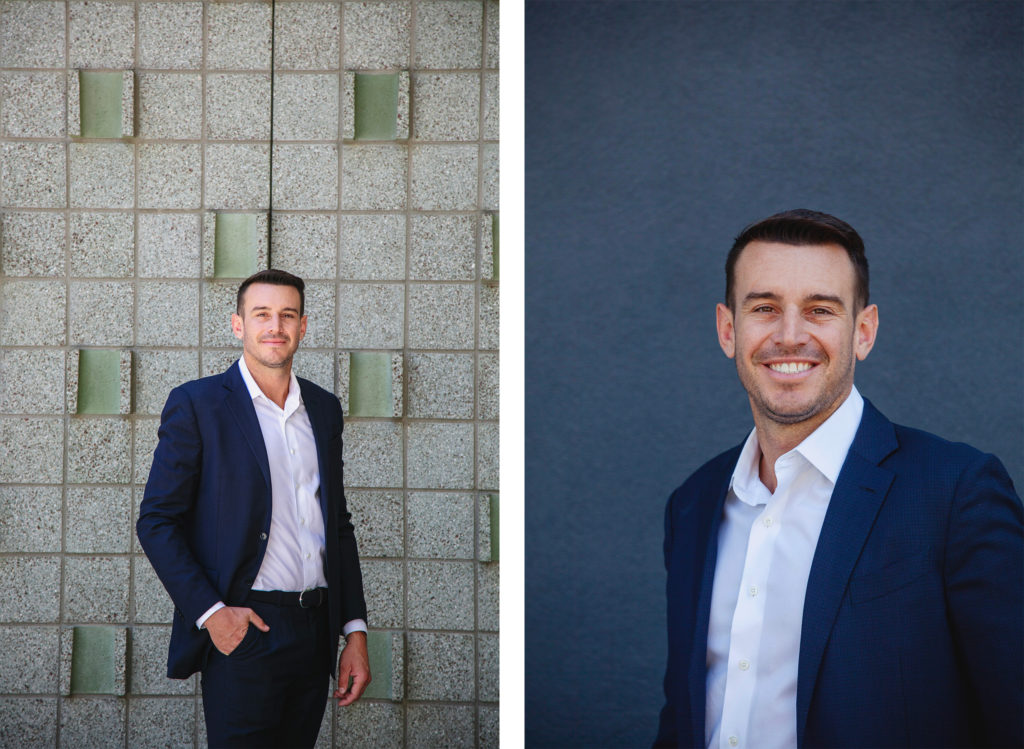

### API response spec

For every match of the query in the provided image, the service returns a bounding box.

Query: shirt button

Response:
[729,737,739,747]
[763,516,774,527]
[738,659,750,671]
[304,552,311,560]
[749,586,758,597]
[259,532,267,541]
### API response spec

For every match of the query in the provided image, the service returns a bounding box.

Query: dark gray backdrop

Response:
[525,2,1023,747]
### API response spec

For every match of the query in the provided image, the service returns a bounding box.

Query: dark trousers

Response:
[200,598,331,748]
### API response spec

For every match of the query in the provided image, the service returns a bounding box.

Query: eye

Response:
[809,307,835,316]
[752,305,776,314]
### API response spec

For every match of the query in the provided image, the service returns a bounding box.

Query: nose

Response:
[773,306,810,347]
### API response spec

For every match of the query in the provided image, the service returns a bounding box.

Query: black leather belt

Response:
[248,588,327,608]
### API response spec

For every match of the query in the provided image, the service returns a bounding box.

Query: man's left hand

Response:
[334,631,371,706]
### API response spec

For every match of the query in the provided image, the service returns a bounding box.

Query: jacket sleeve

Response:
[136,385,221,626]
[944,452,1023,747]
[331,404,368,624]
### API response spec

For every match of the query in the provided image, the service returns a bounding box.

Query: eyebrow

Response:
[743,292,847,309]
[249,305,301,314]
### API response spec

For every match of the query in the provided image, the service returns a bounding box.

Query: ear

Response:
[298,315,307,342]
[231,312,244,341]
[716,303,736,359]
[854,303,878,361]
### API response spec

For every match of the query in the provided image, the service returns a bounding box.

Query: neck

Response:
[243,352,291,409]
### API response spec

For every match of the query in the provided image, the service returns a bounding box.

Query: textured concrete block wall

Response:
[0,1,499,746]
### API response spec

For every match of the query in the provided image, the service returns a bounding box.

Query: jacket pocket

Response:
[848,551,932,604]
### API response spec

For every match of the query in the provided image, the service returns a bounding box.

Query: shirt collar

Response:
[237,355,302,415]
[730,385,864,500]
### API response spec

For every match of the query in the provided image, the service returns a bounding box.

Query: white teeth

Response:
[769,362,812,374]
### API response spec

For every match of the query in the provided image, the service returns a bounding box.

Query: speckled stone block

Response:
[269,214,337,278]
[202,212,270,279]
[484,72,499,139]
[486,1,499,68]
[0,697,58,748]
[207,73,271,140]
[342,421,403,488]
[134,349,199,414]
[69,143,133,209]
[137,73,202,139]
[338,214,406,280]
[346,490,403,558]
[1,142,66,208]
[341,144,407,210]
[335,700,403,749]
[274,2,340,70]
[138,214,201,278]
[407,704,475,749]
[414,1,482,69]
[138,2,203,69]
[343,2,411,68]
[67,418,131,484]
[65,487,131,554]
[291,350,335,393]
[336,284,405,349]
[482,212,497,280]
[477,563,498,632]
[477,422,499,490]
[0,1,66,67]
[478,632,498,701]
[410,214,476,281]
[407,560,474,629]
[0,349,65,414]
[64,556,129,623]
[407,353,474,418]
[0,212,64,276]
[483,143,499,210]
[273,73,339,141]
[133,418,159,486]
[207,2,272,70]
[1,72,66,138]
[407,422,473,490]
[407,632,474,700]
[479,284,499,350]
[130,628,193,695]
[0,627,60,693]
[410,145,478,210]
[0,557,61,621]
[413,73,480,142]
[136,282,200,348]
[0,487,62,552]
[359,560,403,628]
[205,144,270,209]
[477,353,498,420]
[138,143,202,209]
[68,281,133,346]
[407,492,474,559]
[407,284,475,350]
[299,281,336,349]
[337,350,403,418]
[201,281,245,348]
[59,697,125,748]
[0,417,63,484]
[133,556,174,624]
[273,144,338,210]
[477,493,496,562]
[69,212,134,277]
[128,696,196,745]
[69,1,135,68]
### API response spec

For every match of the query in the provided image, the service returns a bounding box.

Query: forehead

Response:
[241,282,301,311]
[734,241,857,301]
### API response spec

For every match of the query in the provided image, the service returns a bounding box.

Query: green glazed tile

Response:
[79,71,123,138]
[77,349,121,415]
[348,352,393,417]
[70,626,118,694]
[362,630,393,700]
[489,494,499,562]
[214,213,258,278]
[353,73,399,141]
[491,213,499,282]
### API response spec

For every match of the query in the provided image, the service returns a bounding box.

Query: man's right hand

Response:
[204,606,270,655]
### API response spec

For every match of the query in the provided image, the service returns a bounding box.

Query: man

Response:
[654,210,1022,748]
[137,269,370,747]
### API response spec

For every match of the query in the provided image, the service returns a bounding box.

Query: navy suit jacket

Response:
[137,361,367,679]
[655,399,1023,748]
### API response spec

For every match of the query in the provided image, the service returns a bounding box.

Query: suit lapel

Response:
[796,400,897,746]
[222,361,272,489]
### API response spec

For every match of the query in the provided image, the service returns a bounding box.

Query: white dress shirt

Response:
[198,357,366,637]
[705,387,864,749]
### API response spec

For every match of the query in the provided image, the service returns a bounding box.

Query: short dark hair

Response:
[725,209,869,311]
[236,269,305,316]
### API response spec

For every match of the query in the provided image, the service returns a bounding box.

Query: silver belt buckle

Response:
[299,588,315,608]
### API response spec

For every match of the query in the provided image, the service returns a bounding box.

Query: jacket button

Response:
[259,532,268,541]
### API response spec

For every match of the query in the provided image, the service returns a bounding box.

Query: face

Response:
[231,283,306,371]
[716,241,878,430]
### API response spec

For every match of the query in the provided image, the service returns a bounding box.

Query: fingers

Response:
[337,670,369,706]
[247,609,270,632]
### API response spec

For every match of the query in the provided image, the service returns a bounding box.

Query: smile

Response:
[767,362,814,374]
